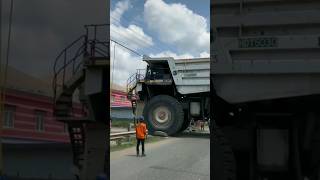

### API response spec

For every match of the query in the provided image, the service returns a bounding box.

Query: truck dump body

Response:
[212,0,320,103]
[144,57,210,95]
[212,1,320,180]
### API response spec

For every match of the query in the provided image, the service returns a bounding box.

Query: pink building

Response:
[110,84,133,120]
[1,66,85,143]
[3,89,71,142]
[111,88,131,107]
[1,66,132,143]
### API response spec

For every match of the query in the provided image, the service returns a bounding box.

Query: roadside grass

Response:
[111,119,132,128]
[110,136,165,152]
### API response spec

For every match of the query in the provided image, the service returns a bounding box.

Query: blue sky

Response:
[110,0,210,86]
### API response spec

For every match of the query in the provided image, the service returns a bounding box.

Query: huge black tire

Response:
[212,126,236,180]
[179,110,190,132]
[143,95,184,136]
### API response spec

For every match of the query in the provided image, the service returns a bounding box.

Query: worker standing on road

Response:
[135,116,147,157]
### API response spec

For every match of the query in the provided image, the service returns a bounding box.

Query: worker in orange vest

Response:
[135,116,147,157]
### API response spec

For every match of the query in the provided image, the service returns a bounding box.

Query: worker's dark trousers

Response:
[136,138,145,154]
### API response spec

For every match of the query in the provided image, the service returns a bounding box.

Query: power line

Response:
[111,17,156,51]
[111,10,210,58]
[110,15,160,50]
[111,39,142,57]
[110,15,169,54]
[110,27,161,55]
[110,32,151,56]
[110,11,173,52]
[110,27,150,54]
[110,15,152,45]
[111,10,142,25]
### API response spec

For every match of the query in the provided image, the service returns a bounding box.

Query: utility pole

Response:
[0,0,14,176]
[0,0,4,176]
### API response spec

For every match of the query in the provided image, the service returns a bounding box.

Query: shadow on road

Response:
[150,131,210,139]
[126,154,138,157]
[173,131,210,139]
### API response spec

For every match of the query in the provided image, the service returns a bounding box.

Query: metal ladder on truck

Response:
[126,69,146,117]
[52,24,109,180]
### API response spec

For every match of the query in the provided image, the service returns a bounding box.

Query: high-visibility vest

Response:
[136,123,147,139]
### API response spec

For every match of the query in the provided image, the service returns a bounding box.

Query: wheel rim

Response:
[153,106,171,124]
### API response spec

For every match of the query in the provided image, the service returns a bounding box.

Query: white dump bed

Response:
[144,57,210,95]
[212,0,320,103]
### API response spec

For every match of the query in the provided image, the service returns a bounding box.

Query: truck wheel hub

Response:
[153,106,171,123]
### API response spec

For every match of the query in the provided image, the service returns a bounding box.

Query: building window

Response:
[35,111,45,132]
[3,105,15,128]
[111,95,115,102]
[121,96,126,102]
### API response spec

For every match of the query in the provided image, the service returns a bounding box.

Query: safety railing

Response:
[53,35,86,101]
[126,69,146,94]
[84,24,109,59]
[110,131,136,138]
[110,130,148,139]
[53,24,109,102]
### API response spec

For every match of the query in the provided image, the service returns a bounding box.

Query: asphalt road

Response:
[110,133,210,180]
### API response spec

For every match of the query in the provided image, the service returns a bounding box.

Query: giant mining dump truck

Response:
[212,1,320,180]
[127,56,210,136]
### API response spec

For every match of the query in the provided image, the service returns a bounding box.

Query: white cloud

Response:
[110,0,130,26]
[110,0,210,86]
[144,0,210,56]
[150,51,194,59]
[111,0,153,51]
[110,0,152,86]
